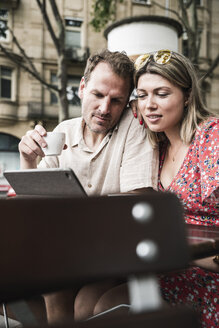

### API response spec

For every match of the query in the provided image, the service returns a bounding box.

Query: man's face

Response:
[79,62,130,135]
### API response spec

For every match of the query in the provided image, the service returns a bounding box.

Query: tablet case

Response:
[4,168,87,197]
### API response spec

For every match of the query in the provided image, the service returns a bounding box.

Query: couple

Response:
[19,49,218,327]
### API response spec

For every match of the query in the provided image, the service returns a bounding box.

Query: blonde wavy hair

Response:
[134,51,215,147]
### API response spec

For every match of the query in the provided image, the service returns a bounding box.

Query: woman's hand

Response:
[129,99,145,126]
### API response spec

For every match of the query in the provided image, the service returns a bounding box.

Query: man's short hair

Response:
[84,49,134,96]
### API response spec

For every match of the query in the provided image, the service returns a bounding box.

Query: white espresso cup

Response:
[43,132,66,156]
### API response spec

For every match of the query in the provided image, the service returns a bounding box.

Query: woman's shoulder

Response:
[198,116,219,132]
[195,117,218,140]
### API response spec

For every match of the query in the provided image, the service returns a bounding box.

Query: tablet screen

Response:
[4,168,87,197]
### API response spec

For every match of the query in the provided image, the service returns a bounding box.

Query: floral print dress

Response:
[158,117,219,327]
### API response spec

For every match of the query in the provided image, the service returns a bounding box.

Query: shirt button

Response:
[88,183,92,188]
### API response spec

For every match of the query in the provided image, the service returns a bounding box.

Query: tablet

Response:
[4,168,87,197]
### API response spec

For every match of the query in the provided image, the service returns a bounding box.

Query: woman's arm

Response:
[191,256,219,273]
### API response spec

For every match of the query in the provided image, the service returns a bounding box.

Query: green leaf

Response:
[90,0,124,32]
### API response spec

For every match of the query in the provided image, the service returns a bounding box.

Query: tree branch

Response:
[35,0,60,54]
[0,44,21,65]
[201,54,219,81]
[0,44,59,93]
[196,29,202,61]
[49,0,65,53]
[152,0,191,33]
[192,1,199,62]
[7,26,38,76]
[178,0,192,33]
[49,0,64,32]
[184,0,193,10]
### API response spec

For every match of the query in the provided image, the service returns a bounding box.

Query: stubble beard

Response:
[85,111,112,134]
[86,121,109,134]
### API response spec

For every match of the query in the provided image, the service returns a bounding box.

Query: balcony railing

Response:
[0,100,17,123]
[27,102,43,120]
[64,47,90,62]
[1,0,20,9]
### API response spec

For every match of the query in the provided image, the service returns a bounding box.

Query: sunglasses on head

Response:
[134,49,172,71]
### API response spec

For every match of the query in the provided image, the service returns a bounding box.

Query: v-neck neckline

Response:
[159,139,193,191]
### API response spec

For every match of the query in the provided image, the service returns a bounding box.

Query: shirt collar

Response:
[71,118,85,147]
[71,115,120,148]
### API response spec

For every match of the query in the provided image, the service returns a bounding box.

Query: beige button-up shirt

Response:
[38,109,158,196]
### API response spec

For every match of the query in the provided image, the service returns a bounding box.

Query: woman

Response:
[134,49,218,226]
[74,50,218,327]
[133,49,218,327]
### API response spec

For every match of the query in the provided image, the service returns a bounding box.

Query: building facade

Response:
[0,0,218,187]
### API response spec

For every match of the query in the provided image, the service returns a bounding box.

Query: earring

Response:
[184,101,188,110]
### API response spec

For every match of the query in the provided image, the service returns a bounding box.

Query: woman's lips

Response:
[146,114,162,123]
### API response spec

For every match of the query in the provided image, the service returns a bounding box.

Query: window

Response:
[0,133,20,152]
[67,75,81,106]
[65,30,81,48]
[132,0,151,5]
[65,18,83,49]
[183,0,203,4]
[182,31,189,57]
[196,0,203,6]
[0,133,20,182]
[0,9,9,41]
[50,72,58,104]
[0,66,12,99]
[50,73,81,106]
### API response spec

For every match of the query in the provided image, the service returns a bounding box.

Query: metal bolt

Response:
[136,240,158,261]
[132,202,153,223]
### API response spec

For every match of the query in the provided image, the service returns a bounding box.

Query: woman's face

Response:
[137,73,186,135]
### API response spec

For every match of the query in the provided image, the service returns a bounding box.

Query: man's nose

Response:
[99,97,110,114]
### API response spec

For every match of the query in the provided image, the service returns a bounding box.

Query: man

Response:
[19,49,158,323]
